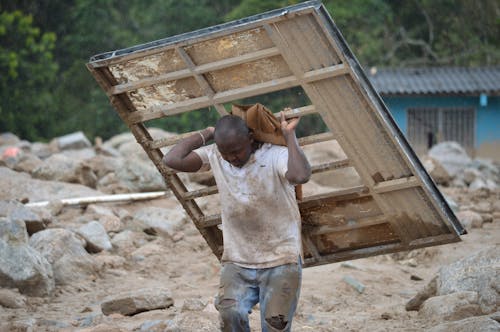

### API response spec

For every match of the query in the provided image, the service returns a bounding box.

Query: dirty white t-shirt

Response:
[194,143,302,269]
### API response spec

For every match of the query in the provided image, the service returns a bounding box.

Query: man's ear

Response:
[248,130,254,142]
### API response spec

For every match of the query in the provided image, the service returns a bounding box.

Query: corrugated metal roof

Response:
[368,67,500,96]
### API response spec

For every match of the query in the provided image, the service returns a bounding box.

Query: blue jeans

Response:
[215,259,302,332]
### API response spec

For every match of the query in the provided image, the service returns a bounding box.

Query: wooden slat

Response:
[304,215,387,236]
[182,186,218,200]
[302,64,349,83]
[372,176,419,194]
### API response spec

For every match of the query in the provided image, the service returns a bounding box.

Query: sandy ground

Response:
[1,186,498,332]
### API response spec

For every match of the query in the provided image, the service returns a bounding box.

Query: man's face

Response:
[216,134,253,168]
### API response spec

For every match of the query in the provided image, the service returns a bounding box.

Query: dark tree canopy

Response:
[1,0,498,141]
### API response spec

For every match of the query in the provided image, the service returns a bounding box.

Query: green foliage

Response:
[0,10,58,141]
[0,0,498,141]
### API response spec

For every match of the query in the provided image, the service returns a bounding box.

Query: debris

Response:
[342,275,365,294]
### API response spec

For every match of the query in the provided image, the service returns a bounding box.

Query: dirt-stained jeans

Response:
[215,259,302,332]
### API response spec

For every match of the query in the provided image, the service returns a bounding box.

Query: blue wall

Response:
[381,95,500,147]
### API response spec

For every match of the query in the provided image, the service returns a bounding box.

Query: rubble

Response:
[0,133,498,331]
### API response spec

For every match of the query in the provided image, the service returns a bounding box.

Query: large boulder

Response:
[428,315,500,332]
[77,221,112,253]
[0,199,48,235]
[100,288,174,316]
[54,131,92,150]
[407,246,500,316]
[0,216,54,296]
[29,228,98,285]
[428,141,472,178]
[132,207,186,238]
[32,153,80,183]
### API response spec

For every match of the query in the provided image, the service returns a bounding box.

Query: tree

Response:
[0,10,58,141]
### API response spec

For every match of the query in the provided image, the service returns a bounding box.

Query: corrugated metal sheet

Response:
[368,67,500,96]
[87,1,464,268]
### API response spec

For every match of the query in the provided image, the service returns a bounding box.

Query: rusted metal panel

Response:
[87,1,464,268]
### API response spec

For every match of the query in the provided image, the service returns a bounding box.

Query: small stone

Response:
[411,275,423,281]
[380,313,391,320]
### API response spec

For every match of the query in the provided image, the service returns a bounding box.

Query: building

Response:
[369,67,500,161]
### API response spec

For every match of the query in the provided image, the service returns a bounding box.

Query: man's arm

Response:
[162,127,215,172]
[280,110,311,184]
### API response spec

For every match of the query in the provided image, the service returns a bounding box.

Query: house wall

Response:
[381,95,500,161]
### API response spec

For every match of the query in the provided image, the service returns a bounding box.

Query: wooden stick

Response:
[25,191,168,208]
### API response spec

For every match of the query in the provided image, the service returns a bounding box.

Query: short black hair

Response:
[214,115,249,141]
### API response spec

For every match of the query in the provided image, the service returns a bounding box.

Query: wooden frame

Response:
[87,1,464,268]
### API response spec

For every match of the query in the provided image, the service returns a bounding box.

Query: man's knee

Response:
[265,314,288,331]
[217,299,244,319]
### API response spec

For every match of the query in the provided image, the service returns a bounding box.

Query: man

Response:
[163,109,311,332]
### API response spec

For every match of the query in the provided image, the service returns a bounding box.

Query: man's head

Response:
[214,115,254,168]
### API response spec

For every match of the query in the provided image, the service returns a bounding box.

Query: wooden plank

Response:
[302,64,349,83]
[372,176,419,194]
[298,132,335,146]
[182,186,218,200]
[304,215,387,235]
[175,47,228,116]
[110,69,192,95]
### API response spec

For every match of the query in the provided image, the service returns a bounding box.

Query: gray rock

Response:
[410,247,500,315]
[419,291,482,321]
[77,221,112,253]
[182,298,208,312]
[437,247,500,314]
[29,228,98,285]
[115,159,166,192]
[0,215,29,244]
[133,207,186,238]
[0,200,48,235]
[32,153,79,183]
[100,288,173,316]
[428,142,472,177]
[0,132,21,146]
[456,210,484,229]
[469,178,498,191]
[55,131,91,150]
[12,153,44,174]
[428,315,500,332]
[0,239,54,296]
[0,288,28,308]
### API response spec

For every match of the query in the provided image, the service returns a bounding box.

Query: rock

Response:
[13,153,44,174]
[77,221,112,253]
[0,166,101,203]
[32,153,79,183]
[342,275,365,293]
[437,247,499,314]
[410,247,500,314]
[456,210,483,229]
[99,215,123,233]
[100,288,174,316]
[406,276,437,311]
[111,230,148,253]
[0,200,48,235]
[167,311,220,331]
[55,131,91,150]
[0,214,29,244]
[114,159,166,192]
[469,178,498,191]
[472,201,493,214]
[31,141,56,159]
[0,319,37,332]
[0,238,54,296]
[133,207,186,238]
[78,323,129,332]
[182,298,208,312]
[29,228,98,285]
[462,167,482,185]
[428,315,500,332]
[421,156,452,185]
[428,142,472,177]
[0,132,21,146]
[419,291,482,321]
[0,288,28,308]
